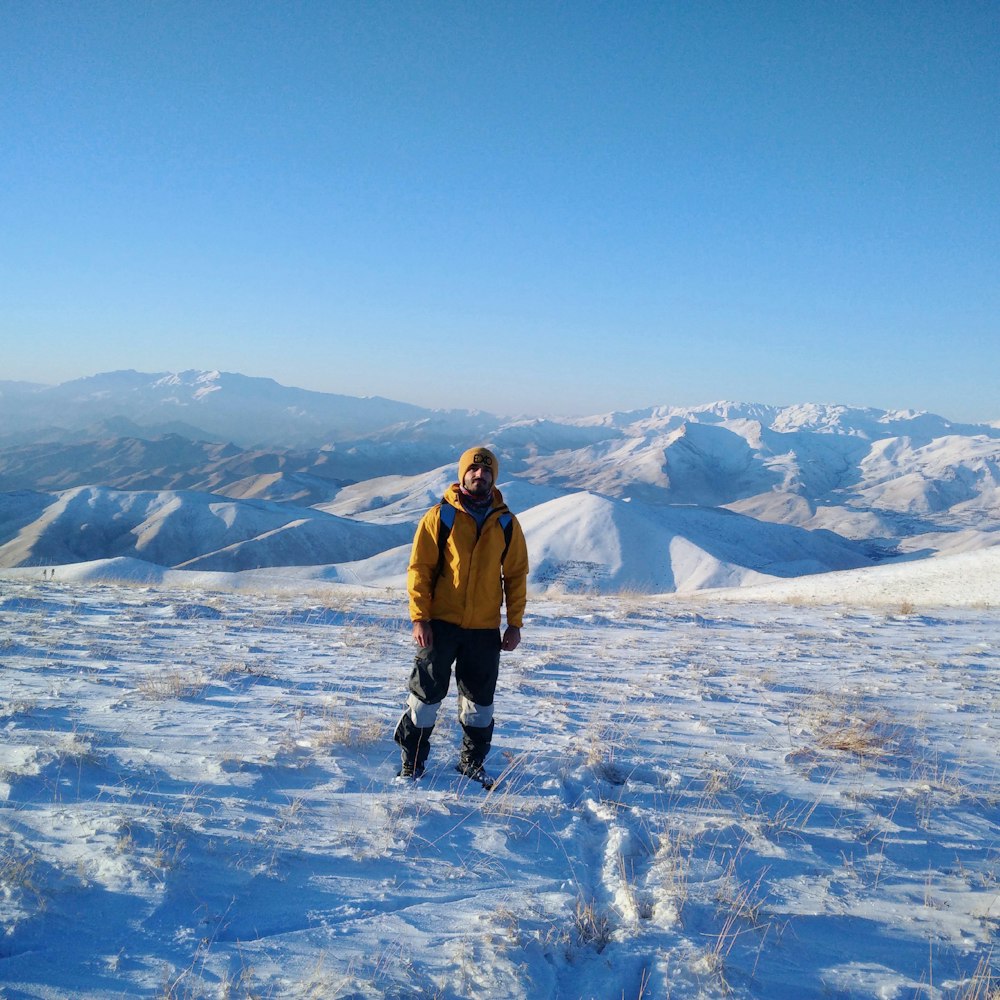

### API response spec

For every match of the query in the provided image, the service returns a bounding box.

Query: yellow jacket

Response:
[408,485,529,630]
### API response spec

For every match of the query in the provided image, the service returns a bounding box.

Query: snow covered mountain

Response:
[0,370,500,450]
[0,434,354,504]
[0,486,413,572]
[1,370,997,592]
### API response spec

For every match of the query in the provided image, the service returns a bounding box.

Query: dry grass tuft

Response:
[815,717,897,758]
[955,952,1000,1000]
[574,895,612,952]
[0,850,44,909]
[135,671,207,701]
[312,718,383,749]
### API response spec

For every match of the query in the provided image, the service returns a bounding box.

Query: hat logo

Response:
[472,453,493,466]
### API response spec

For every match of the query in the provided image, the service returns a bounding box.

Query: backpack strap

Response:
[497,512,514,565]
[432,500,456,594]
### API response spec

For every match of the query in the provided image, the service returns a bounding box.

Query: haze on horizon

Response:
[2,3,997,422]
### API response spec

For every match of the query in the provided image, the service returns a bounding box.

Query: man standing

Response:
[393,445,529,788]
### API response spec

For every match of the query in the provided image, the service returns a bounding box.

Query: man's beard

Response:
[461,480,493,506]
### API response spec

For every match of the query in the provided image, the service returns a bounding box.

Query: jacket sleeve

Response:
[501,516,529,628]
[407,508,440,622]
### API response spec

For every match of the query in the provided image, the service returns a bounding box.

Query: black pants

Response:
[393,620,501,768]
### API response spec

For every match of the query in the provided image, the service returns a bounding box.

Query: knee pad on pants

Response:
[407,693,441,728]
[458,694,494,728]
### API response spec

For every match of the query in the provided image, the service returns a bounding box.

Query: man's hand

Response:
[501,626,521,651]
[412,621,433,648]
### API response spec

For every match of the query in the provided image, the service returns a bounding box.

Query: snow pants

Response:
[393,620,501,769]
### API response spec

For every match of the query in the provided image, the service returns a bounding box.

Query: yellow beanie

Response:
[458,446,499,484]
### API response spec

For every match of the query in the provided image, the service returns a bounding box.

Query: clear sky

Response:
[3,1,998,421]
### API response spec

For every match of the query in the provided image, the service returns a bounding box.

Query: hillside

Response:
[0,483,873,592]
[1,558,997,998]
[1,371,998,593]
[0,486,412,572]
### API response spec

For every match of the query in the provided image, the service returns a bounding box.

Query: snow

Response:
[1,554,998,999]
[710,546,1000,608]
[2,377,1000,995]
[0,481,877,594]
[4,379,1000,600]
[0,486,413,573]
[520,490,870,594]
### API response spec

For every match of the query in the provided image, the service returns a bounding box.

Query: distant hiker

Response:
[393,445,529,788]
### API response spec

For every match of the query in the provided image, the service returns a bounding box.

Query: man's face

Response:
[463,463,494,497]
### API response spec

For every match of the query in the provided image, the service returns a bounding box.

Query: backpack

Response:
[433,500,514,591]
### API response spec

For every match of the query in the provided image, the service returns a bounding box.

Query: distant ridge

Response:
[0,369,499,449]
[4,370,997,452]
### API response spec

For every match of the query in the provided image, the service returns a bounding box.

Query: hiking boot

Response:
[455,759,494,789]
[397,760,425,780]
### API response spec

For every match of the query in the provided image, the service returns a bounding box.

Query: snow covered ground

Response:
[1,556,998,998]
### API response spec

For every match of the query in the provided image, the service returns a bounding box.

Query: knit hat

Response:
[458,445,499,484]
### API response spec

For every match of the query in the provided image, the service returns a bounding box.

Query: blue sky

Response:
[3,1,998,421]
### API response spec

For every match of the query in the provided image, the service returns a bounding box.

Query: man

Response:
[393,445,529,788]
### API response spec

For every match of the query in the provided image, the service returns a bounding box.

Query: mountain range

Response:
[2,370,998,593]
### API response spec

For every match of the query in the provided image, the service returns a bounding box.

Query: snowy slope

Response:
[2,372,1000,592]
[0,486,412,570]
[519,491,870,593]
[520,406,1000,518]
[0,434,352,505]
[0,483,875,593]
[709,543,1000,607]
[319,469,568,523]
[316,467,461,522]
[1,559,998,999]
